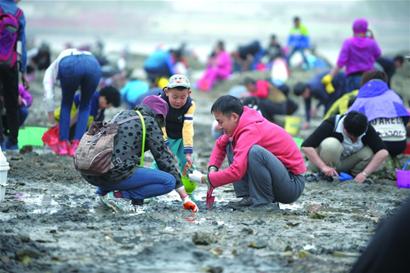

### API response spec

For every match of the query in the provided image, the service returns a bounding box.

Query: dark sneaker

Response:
[227,197,253,209]
[249,202,280,212]
[304,173,319,182]
[131,199,144,206]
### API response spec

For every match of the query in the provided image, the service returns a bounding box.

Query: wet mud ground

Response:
[1,70,410,273]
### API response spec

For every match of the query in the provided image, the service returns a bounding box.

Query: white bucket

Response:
[0,148,10,203]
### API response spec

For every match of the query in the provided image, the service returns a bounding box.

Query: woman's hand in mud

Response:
[354,172,367,183]
[183,196,199,213]
[321,166,338,177]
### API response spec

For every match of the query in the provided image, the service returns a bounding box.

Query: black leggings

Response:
[384,140,406,157]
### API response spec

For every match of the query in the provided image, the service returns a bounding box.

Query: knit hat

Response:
[167,74,191,89]
[141,95,169,119]
[352,18,368,34]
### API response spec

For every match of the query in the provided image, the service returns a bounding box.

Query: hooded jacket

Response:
[337,36,381,75]
[348,79,409,122]
[82,107,182,189]
[208,107,306,187]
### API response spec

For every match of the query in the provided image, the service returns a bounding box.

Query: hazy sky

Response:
[21,0,410,61]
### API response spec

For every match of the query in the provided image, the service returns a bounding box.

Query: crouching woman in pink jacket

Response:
[201,95,306,210]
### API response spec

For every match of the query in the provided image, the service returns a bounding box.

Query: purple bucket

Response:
[396,159,410,188]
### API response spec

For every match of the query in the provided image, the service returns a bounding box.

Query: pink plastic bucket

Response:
[396,159,410,188]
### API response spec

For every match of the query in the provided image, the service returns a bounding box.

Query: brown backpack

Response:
[74,110,146,176]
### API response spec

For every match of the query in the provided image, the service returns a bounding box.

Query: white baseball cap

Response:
[167,74,191,89]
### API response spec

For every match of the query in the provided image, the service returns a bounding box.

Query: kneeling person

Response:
[301,111,389,183]
[203,95,306,209]
[78,95,198,213]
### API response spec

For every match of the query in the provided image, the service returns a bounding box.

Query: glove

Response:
[183,196,199,213]
[321,74,335,94]
[189,171,212,188]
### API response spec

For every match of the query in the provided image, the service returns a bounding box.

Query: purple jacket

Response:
[348,79,409,122]
[337,37,381,76]
[18,84,32,107]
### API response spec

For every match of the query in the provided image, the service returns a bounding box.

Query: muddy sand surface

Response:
[1,70,410,273]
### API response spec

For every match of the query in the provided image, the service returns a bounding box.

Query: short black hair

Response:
[243,77,256,86]
[216,40,225,51]
[293,82,308,96]
[361,70,388,86]
[211,95,244,116]
[100,86,121,107]
[343,111,368,137]
[277,84,290,97]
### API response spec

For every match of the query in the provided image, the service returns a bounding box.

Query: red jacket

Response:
[208,107,306,187]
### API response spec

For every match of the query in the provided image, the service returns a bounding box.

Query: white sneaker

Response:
[99,192,136,213]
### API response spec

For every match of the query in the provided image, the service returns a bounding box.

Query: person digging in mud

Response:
[301,111,389,183]
[79,95,198,213]
[193,95,306,210]
[348,70,409,157]
[53,85,121,141]
[43,48,102,156]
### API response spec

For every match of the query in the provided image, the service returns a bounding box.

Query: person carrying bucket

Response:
[158,74,197,193]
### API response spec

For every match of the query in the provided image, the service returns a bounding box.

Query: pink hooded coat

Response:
[208,107,306,187]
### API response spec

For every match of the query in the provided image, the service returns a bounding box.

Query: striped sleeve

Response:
[182,101,195,154]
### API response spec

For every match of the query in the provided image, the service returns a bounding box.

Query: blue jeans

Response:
[58,54,101,141]
[96,167,176,200]
[346,74,363,92]
[287,47,309,68]
[19,106,28,127]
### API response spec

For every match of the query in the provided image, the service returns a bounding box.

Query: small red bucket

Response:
[396,159,410,188]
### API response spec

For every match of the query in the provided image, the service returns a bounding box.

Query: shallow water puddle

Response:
[0,212,15,221]
[280,202,304,211]
[15,192,61,214]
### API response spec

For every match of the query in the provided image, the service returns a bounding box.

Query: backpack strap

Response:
[135,110,146,167]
